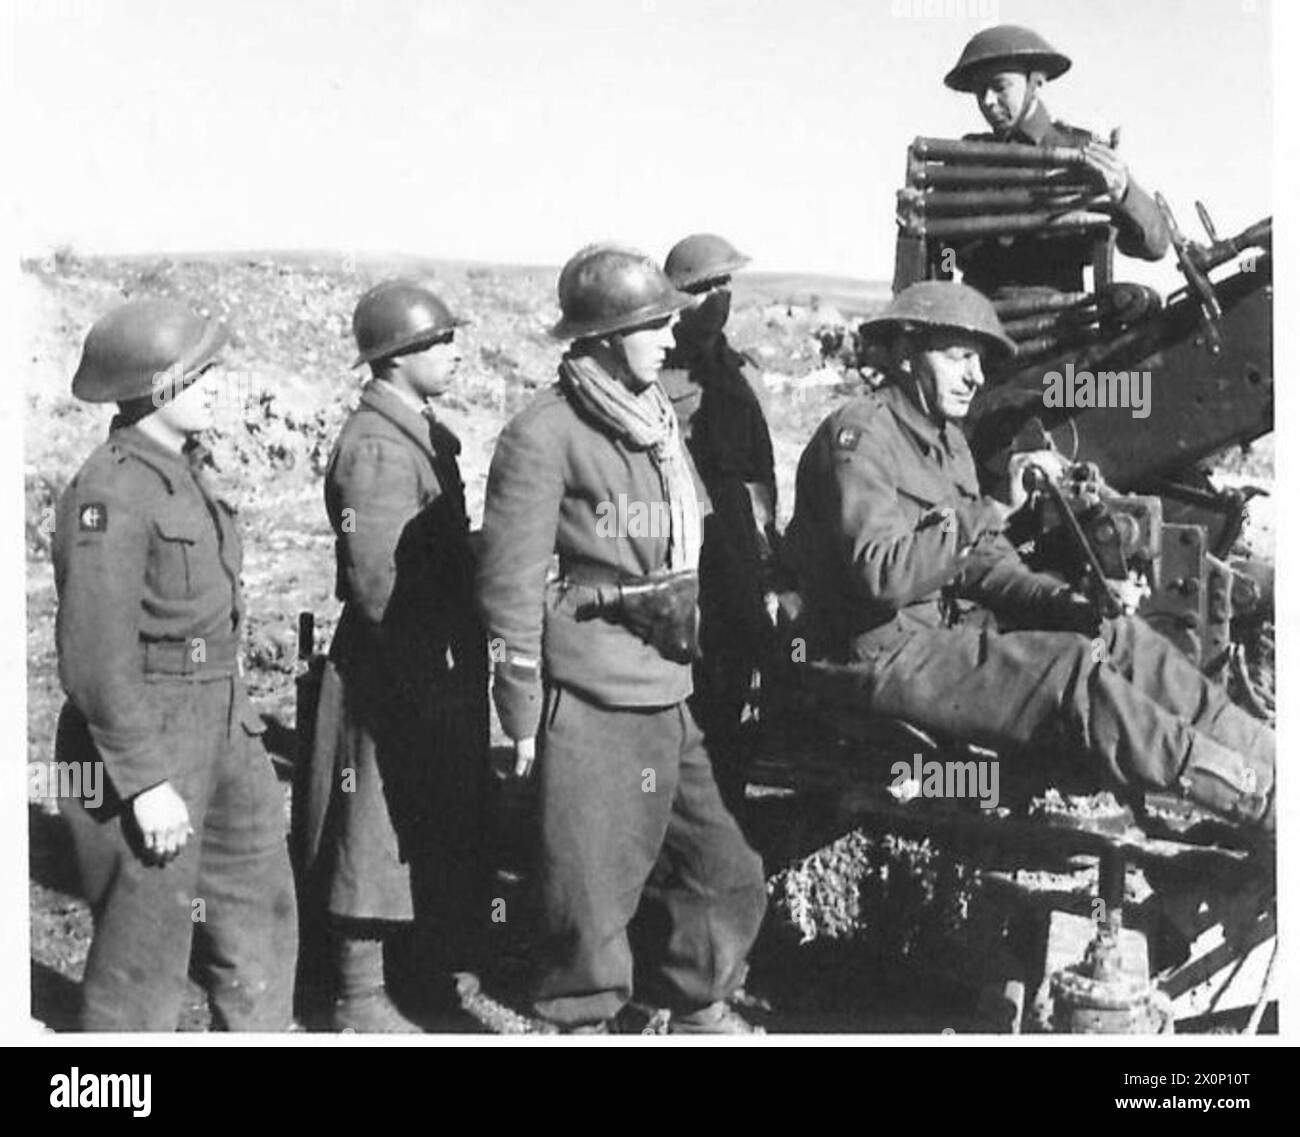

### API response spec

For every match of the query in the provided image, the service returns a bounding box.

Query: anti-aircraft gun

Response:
[740,137,1275,1035]
[894,136,1273,680]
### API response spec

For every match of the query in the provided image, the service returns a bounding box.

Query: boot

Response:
[1177,733,1274,837]
[1195,698,1275,773]
[394,920,488,1030]
[563,1020,611,1035]
[667,1000,765,1035]
[330,934,422,1033]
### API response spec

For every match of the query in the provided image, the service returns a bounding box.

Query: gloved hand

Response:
[1039,586,1101,636]
[614,570,701,664]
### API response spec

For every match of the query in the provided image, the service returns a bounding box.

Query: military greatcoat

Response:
[298,381,487,931]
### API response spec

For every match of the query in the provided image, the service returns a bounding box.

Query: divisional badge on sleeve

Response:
[835,427,861,452]
[78,502,108,532]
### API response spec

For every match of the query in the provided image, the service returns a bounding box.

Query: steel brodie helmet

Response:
[664,233,751,291]
[71,299,229,404]
[860,281,1016,361]
[944,25,1071,92]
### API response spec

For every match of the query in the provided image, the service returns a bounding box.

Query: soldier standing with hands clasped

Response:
[477,244,767,1033]
[53,299,298,1031]
[296,281,489,1032]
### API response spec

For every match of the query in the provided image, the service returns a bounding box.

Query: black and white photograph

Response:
[4,0,1294,1083]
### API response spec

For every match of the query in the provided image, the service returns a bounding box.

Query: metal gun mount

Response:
[1156,194,1223,353]
[885,137,1273,666]
[715,142,1279,1039]
[1023,461,1238,669]
[1023,462,1126,620]
[964,212,1271,561]
[1155,196,1273,356]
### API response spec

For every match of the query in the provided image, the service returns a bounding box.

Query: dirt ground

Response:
[23,252,1275,1033]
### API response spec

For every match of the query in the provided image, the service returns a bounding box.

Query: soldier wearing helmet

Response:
[660,234,777,806]
[782,282,1274,838]
[941,25,1168,295]
[296,279,488,1032]
[53,299,298,1030]
[476,243,767,1033]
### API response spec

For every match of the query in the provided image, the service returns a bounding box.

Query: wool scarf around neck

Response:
[559,344,702,572]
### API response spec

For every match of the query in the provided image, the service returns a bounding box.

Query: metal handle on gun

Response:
[1022,465,1121,620]
[1189,207,1272,274]
[1155,191,1223,354]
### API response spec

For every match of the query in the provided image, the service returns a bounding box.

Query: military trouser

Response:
[58,676,297,1031]
[313,661,490,935]
[857,614,1273,795]
[532,686,767,1028]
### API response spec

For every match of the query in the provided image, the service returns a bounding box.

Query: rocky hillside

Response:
[22,249,1274,762]
[22,251,878,760]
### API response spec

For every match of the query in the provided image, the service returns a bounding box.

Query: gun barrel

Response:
[899,187,1105,215]
[1195,217,1273,272]
[993,291,1093,318]
[900,211,1114,240]
[1011,329,1100,361]
[1003,311,1099,340]
[1236,217,1272,250]
[913,136,1090,167]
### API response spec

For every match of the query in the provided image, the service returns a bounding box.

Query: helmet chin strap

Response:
[1001,72,1043,139]
[908,367,938,421]
[914,378,932,418]
[599,335,652,392]
[896,339,941,421]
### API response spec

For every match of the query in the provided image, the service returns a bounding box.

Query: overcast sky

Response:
[12,0,1275,286]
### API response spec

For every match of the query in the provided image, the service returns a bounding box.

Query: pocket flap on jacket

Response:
[154,514,201,544]
[894,473,949,509]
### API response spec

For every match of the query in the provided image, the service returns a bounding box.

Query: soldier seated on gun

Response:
[781,282,1274,843]
[940,24,1169,298]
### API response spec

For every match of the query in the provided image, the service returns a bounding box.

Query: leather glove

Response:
[1039,586,1102,636]
[617,570,701,664]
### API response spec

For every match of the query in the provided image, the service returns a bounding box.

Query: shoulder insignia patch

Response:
[835,426,862,452]
[78,502,108,533]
